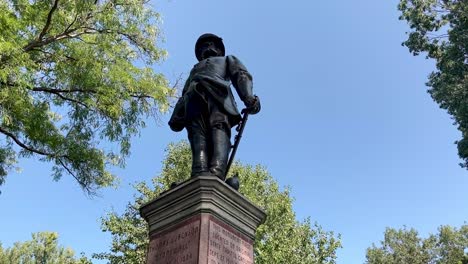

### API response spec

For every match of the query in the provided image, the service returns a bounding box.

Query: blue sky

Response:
[1,0,467,263]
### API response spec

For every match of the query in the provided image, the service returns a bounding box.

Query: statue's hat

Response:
[195,33,225,61]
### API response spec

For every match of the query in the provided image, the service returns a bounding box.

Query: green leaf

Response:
[0,0,174,194]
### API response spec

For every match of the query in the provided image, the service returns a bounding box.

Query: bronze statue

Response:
[169,33,260,188]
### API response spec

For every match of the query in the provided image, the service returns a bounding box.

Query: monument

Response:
[140,34,265,263]
[168,33,260,186]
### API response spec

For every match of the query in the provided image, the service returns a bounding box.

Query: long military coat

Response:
[169,55,254,132]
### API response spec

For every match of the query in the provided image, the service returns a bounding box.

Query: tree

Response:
[0,0,174,194]
[95,141,342,264]
[0,231,92,264]
[366,224,468,264]
[398,0,468,169]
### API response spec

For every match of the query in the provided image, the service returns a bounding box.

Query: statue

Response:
[168,33,261,189]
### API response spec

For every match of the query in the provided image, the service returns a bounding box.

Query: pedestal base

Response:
[140,176,266,264]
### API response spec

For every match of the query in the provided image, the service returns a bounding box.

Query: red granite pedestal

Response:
[140,176,266,264]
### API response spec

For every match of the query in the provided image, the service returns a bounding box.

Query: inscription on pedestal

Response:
[207,220,253,264]
[147,219,200,264]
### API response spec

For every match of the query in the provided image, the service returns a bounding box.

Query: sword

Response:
[225,108,250,177]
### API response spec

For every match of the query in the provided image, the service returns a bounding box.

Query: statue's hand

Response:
[244,95,261,115]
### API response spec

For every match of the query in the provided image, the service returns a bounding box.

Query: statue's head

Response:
[195,33,225,61]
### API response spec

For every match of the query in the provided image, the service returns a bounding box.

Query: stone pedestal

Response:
[140,175,266,264]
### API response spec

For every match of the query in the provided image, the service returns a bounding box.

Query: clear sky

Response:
[0,0,467,263]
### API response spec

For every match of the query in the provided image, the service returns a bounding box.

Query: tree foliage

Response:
[366,224,468,264]
[398,0,468,168]
[95,141,342,264]
[0,231,92,264]
[0,0,174,194]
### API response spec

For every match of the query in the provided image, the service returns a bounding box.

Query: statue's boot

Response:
[189,132,209,177]
[209,127,230,181]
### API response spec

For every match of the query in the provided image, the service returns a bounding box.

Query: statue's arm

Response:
[168,73,192,132]
[227,55,254,101]
[181,74,192,95]
[227,55,260,114]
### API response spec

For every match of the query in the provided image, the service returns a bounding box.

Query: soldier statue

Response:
[168,33,261,187]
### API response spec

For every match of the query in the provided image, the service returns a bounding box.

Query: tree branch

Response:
[64,12,79,33]
[0,127,91,192]
[52,91,91,108]
[75,36,98,45]
[0,126,95,193]
[31,48,78,62]
[129,94,153,99]
[24,24,143,53]
[31,87,92,108]
[57,158,91,193]
[428,33,449,40]
[23,28,78,52]
[38,0,60,40]
[0,127,56,157]
[81,27,149,53]
[32,87,97,94]
[32,87,158,100]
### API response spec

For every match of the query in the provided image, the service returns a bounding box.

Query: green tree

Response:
[0,231,92,264]
[95,141,342,264]
[366,224,468,264]
[398,0,468,169]
[0,0,173,194]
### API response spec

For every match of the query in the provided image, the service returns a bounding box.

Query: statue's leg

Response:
[188,126,209,177]
[185,92,210,177]
[208,102,231,181]
[209,125,231,180]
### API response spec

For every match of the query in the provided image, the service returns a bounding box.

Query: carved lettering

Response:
[147,220,200,264]
[207,220,253,264]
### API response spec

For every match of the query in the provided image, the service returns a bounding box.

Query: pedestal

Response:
[139,175,266,264]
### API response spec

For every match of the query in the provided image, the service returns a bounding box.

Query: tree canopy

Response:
[366,224,468,264]
[0,231,92,264]
[398,0,468,169]
[0,0,174,194]
[95,141,342,264]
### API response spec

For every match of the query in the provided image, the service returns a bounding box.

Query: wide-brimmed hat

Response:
[195,33,225,61]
